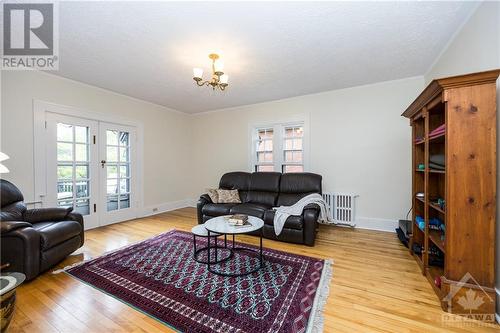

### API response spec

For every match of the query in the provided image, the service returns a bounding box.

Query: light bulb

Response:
[0,163,9,173]
[193,68,203,79]
[214,60,224,73]
[0,152,9,162]
[220,74,229,84]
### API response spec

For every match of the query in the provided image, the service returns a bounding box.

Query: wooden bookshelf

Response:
[403,70,499,319]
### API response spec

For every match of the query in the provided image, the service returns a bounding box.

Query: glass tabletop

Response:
[0,272,25,296]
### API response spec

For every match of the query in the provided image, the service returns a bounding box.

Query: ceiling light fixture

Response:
[193,53,229,91]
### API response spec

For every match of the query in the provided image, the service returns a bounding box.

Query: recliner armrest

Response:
[1,221,33,234]
[303,203,320,211]
[197,194,212,225]
[24,207,73,223]
[199,194,212,204]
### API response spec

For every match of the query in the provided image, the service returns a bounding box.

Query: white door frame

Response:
[33,100,144,227]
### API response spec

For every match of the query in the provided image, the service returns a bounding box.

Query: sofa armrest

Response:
[302,206,320,247]
[199,194,212,204]
[1,221,33,234]
[67,212,85,246]
[24,207,73,223]
[1,224,40,280]
[196,194,212,224]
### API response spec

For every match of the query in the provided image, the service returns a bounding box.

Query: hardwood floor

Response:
[9,208,500,333]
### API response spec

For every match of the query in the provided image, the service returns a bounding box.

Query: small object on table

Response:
[1,271,25,333]
[418,164,425,170]
[225,214,250,226]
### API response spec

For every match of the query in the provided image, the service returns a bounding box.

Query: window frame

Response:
[250,119,309,173]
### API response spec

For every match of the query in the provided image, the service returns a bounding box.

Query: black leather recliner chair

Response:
[0,179,84,280]
[197,172,322,246]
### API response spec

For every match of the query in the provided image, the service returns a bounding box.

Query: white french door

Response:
[45,113,138,229]
[99,122,137,226]
[46,113,100,229]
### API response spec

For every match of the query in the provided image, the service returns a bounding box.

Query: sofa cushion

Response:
[277,173,322,206]
[263,210,303,230]
[245,172,281,206]
[32,221,82,250]
[202,203,236,216]
[229,203,271,219]
[216,189,241,203]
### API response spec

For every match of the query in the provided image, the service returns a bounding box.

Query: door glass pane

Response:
[75,126,88,143]
[75,199,90,215]
[75,165,88,179]
[57,123,73,141]
[106,130,118,145]
[75,144,88,162]
[119,147,129,162]
[107,195,118,211]
[119,194,130,209]
[119,132,129,146]
[57,182,73,199]
[107,179,118,195]
[119,165,129,178]
[57,165,73,180]
[119,179,130,193]
[57,143,73,161]
[107,165,118,178]
[75,181,89,198]
[107,147,118,162]
[57,199,73,209]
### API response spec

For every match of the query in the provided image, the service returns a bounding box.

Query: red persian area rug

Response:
[62,230,332,333]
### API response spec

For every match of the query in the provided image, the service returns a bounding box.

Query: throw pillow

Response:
[206,189,219,203]
[216,189,241,203]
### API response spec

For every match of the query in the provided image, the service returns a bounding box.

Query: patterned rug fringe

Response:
[307,258,334,333]
[52,229,174,275]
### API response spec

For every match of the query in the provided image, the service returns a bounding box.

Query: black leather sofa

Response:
[0,179,84,280]
[197,172,322,246]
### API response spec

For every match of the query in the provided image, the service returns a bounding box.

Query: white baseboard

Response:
[353,217,398,233]
[140,198,196,217]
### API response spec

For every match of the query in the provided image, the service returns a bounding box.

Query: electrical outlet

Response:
[152,207,158,212]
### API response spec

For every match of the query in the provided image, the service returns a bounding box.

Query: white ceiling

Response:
[54,1,478,113]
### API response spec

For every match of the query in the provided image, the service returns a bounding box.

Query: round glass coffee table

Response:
[204,215,265,277]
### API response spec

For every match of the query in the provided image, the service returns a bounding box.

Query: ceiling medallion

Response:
[192,53,228,91]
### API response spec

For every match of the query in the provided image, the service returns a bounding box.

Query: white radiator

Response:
[322,192,357,227]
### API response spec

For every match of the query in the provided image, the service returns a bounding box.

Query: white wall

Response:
[424,0,500,315]
[191,76,424,229]
[0,70,193,211]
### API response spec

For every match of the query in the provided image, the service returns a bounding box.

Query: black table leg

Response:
[207,230,211,271]
[193,234,197,257]
[215,234,218,263]
[260,229,263,267]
